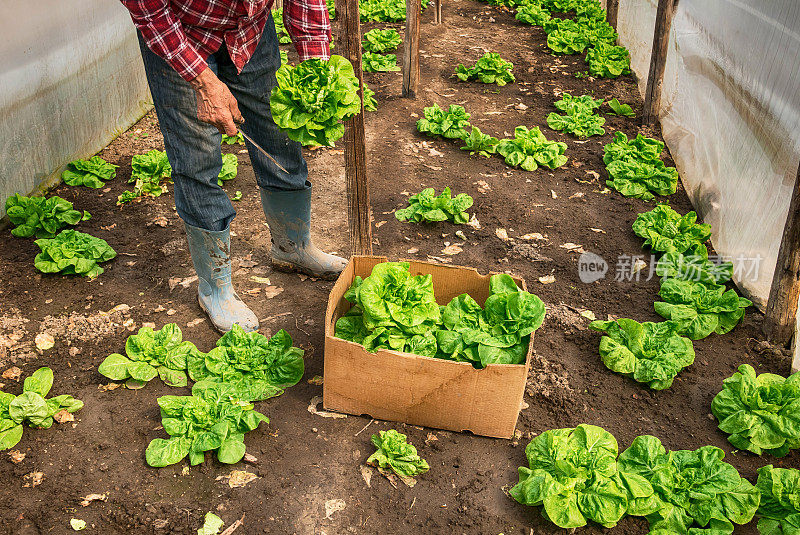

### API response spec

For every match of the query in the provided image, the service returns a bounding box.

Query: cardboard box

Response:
[323,256,533,439]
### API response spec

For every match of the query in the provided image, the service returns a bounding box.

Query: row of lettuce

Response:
[510,423,800,534]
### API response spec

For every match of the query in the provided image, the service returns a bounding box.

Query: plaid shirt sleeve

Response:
[284,0,332,61]
[120,0,208,81]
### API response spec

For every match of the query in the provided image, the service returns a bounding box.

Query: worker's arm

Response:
[283,0,332,61]
[120,0,241,134]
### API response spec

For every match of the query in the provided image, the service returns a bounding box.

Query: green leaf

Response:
[0,424,24,450]
[23,367,53,397]
[145,436,192,467]
[367,429,429,477]
[98,353,132,380]
[33,229,116,278]
[9,392,49,423]
[608,98,635,117]
[217,437,247,464]
[158,367,188,388]
[127,361,158,382]
[197,512,225,535]
[62,156,117,188]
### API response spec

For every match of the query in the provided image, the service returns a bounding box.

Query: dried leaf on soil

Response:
[307,396,347,419]
[80,493,107,506]
[495,228,511,241]
[168,275,198,291]
[263,286,284,299]
[54,409,75,423]
[250,276,271,284]
[467,214,481,229]
[520,232,547,241]
[187,318,205,328]
[23,471,44,487]
[538,275,556,284]
[441,244,462,255]
[307,375,324,386]
[325,499,346,519]
[70,518,86,531]
[360,465,373,488]
[7,450,25,463]
[580,310,597,321]
[2,366,22,381]
[559,242,585,253]
[35,333,55,351]
[217,470,260,489]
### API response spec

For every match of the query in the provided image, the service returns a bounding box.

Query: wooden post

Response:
[338,0,373,254]
[433,0,442,24]
[606,0,619,29]
[402,0,421,97]
[642,0,677,125]
[765,162,800,370]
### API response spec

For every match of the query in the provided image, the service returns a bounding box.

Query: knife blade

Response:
[239,130,290,174]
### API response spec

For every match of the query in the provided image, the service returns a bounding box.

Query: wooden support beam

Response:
[642,0,677,125]
[338,0,373,254]
[402,0,421,97]
[765,162,800,372]
[433,0,442,24]
[606,0,619,29]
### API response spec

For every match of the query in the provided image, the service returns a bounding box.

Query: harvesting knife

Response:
[238,130,289,174]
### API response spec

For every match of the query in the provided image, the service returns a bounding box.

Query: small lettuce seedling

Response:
[367,430,429,477]
[0,367,84,450]
[99,323,197,388]
[395,187,474,225]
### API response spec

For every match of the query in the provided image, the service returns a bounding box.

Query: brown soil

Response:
[0,1,796,534]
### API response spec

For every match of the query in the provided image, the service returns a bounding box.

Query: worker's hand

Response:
[189,67,243,135]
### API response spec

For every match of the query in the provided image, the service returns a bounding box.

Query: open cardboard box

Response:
[323,256,533,439]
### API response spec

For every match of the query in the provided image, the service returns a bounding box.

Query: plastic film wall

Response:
[614,0,800,309]
[0,0,151,217]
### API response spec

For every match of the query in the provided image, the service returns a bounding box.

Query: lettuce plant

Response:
[633,205,712,254]
[554,93,603,113]
[755,465,800,534]
[544,19,590,55]
[455,52,515,86]
[362,52,400,72]
[99,323,197,389]
[618,435,760,534]
[270,56,361,147]
[436,274,546,367]
[608,98,635,117]
[216,153,238,186]
[119,149,173,204]
[460,126,499,157]
[1,367,83,450]
[510,424,652,529]
[326,0,336,19]
[395,187,474,224]
[273,9,291,44]
[367,429,429,477]
[497,126,568,171]
[515,4,550,26]
[62,156,117,188]
[712,364,800,457]
[416,104,472,139]
[362,28,401,53]
[5,194,90,239]
[603,131,664,164]
[362,83,378,111]
[547,107,605,138]
[606,158,678,200]
[335,262,441,357]
[656,244,733,286]
[221,132,244,145]
[145,381,268,467]
[655,278,752,339]
[34,229,116,278]
[582,18,618,47]
[187,325,304,402]
[359,0,406,22]
[586,42,631,78]
[589,318,695,390]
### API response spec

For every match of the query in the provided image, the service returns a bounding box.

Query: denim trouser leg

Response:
[216,14,309,191]
[135,14,307,232]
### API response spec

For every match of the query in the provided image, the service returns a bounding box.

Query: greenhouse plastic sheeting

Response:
[615,0,800,309]
[0,0,150,217]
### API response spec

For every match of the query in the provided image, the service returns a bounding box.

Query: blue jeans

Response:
[137,14,308,231]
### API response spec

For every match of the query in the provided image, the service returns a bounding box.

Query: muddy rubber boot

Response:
[184,223,259,333]
[259,186,347,280]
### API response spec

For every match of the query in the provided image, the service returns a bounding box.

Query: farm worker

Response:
[119,0,345,333]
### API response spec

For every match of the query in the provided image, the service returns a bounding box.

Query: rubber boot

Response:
[259,186,347,280]
[184,223,259,333]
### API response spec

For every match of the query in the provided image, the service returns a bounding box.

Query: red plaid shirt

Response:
[121,0,331,81]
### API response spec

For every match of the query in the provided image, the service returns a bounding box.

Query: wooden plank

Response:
[338,0,373,254]
[402,0,421,97]
[642,0,678,124]
[606,0,619,29]
[434,0,442,24]
[764,161,800,371]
